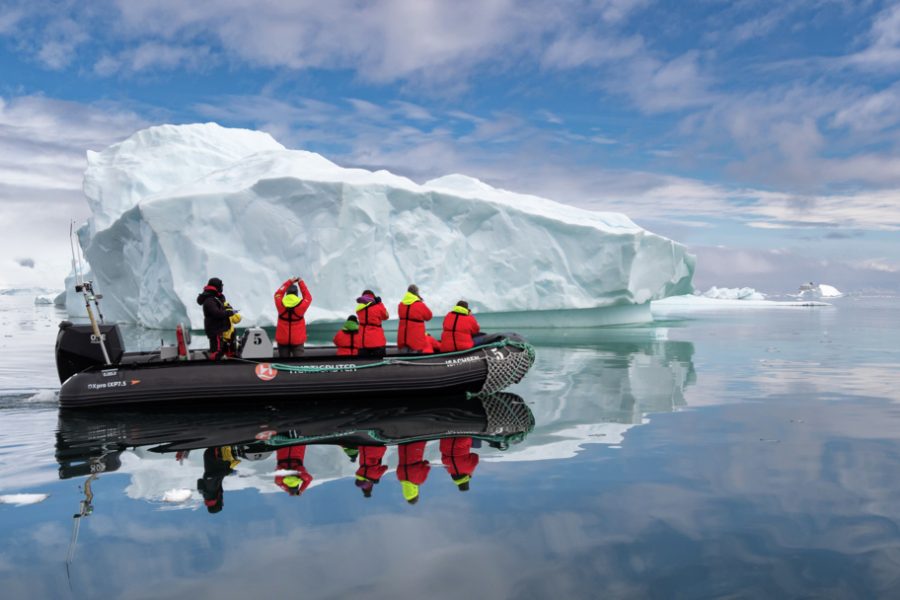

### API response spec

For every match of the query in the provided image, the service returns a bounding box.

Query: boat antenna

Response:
[69,222,111,364]
[65,472,97,591]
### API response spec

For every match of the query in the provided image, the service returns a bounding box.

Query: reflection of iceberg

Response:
[495,331,696,460]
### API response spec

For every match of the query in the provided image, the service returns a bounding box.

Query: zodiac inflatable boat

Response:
[55,322,535,409]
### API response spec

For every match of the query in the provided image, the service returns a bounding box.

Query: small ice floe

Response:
[34,295,55,305]
[701,286,766,300]
[0,493,49,506]
[162,489,193,503]
[23,390,59,404]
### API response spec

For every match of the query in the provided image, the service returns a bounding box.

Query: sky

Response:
[1,0,899,293]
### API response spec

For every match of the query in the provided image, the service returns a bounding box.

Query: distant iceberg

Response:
[798,283,843,299]
[700,286,766,301]
[69,123,695,329]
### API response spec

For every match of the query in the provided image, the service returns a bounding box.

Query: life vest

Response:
[440,306,480,352]
[397,292,433,351]
[333,329,360,356]
[396,441,430,485]
[356,299,389,348]
[274,445,313,495]
[355,446,388,482]
[440,437,479,479]
[274,279,312,346]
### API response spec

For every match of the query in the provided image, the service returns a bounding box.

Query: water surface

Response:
[1,293,899,599]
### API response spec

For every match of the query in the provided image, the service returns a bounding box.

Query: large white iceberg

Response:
[75,123,694,330]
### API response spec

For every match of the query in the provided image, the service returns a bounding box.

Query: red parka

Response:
[397,292,433,352]
[274,279,312,347]
[274,445,313,495]
[355,446,388,482]
[440,437,480,479]
[422,334,442,354]
[356,297,389,349]
[440,307,480,352]
[333,329,360,356]
[396,441,431,485]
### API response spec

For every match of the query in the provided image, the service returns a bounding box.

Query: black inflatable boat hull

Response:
[58,339,533,408]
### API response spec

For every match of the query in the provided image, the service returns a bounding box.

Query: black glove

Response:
[374,296,382,304]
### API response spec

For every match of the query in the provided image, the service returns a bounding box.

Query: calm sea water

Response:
[1,292,899,599]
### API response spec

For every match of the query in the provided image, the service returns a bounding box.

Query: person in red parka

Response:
[354,445,388,498]
[397,440,431,505]
[274,277,312,358]
[423,333,442,354]
[440,437,479,492]
[356,289,389,358]
[397,284,433,354]
[274,445,313,496]
[440,300,480,352]
[332,315,360,356]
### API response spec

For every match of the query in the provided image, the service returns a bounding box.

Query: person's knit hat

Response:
[207,277,223,292]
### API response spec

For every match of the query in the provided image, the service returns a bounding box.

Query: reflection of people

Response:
[354,446,388,498]
[356,290,389,358]
[396,441,431,504]
[440,300,480,352]
[196,277,235,360]
[274,277,312,358]
[342,446,359,462]
[440,437,479,492]
[397,284,433,354]
[197,446,240,513]
[274,445,313,496]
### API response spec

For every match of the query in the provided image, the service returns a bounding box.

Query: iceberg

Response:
[797,283,843,299]
[72,123,695,330]
[700,286,765,301]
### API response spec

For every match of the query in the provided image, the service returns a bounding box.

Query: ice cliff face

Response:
[77,123,694,329]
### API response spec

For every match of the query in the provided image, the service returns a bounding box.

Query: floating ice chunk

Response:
[797,282,843,299]
[653,295,830,315]
[161,488,193,503]
[0,493,49,506]
[700,286,766,300]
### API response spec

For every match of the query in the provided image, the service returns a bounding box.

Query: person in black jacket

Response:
[196,277,234,360]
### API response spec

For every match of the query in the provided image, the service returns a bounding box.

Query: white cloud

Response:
[843,3,900,71]
[96,42,215,75]
[0,95,148,287]
[832,82,900,133]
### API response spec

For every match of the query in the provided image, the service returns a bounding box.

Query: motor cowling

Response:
[55,321,125,383]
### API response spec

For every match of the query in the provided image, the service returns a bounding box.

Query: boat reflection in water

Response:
[55,392,534,512]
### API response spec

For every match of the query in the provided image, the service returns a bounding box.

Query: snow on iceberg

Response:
[75,123,695,329]
[701,286,765,301]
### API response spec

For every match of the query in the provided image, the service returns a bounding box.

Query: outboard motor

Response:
[55,321,125,383]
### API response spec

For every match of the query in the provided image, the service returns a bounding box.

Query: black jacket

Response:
[197,289,232,337]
